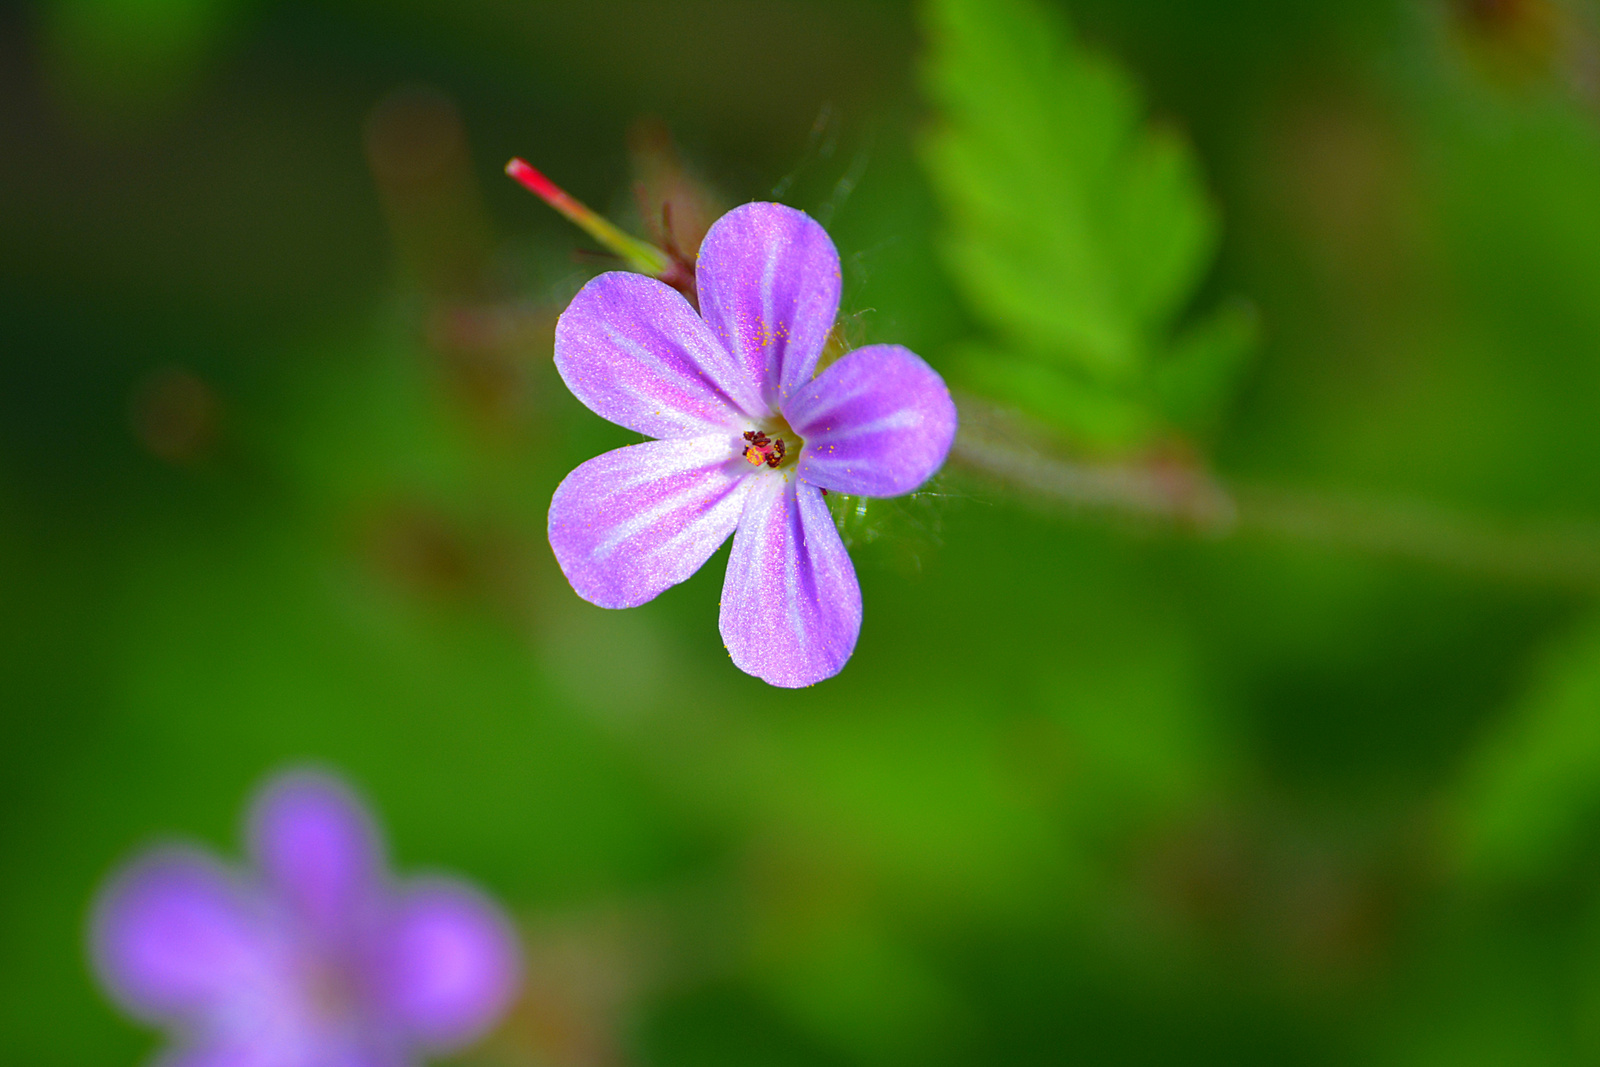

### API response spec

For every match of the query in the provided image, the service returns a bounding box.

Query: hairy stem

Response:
[950,398,1600,595]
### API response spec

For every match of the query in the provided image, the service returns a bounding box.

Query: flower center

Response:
[303,953,360,1023]
[742,430,786,468]
[741,422,802,470]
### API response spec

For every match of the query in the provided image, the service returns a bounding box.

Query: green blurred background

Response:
[8,0,1600,1063]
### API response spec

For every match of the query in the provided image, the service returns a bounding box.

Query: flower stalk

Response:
[506,158,697,299]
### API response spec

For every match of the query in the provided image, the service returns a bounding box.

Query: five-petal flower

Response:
[548,202,957,687]
[91,769,522,1067]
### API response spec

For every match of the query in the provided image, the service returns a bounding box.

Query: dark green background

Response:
[7,0,1600,1063]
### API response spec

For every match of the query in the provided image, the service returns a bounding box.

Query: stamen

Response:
[741,430,789,469]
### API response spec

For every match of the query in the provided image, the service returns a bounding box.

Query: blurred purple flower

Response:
[91,770,521,1067]
[549,202,958,688]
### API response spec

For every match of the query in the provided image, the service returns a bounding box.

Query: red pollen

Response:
[740,430,787,469]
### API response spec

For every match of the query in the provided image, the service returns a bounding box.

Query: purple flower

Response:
[91,770,522,1067]
[549,202,958,688]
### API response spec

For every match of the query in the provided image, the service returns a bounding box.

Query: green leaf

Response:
[951,343,1156,448]
[920,0,1246,441]
[44,0,248,114]
[1453,616,1600,883]
[1152,298,1259,429]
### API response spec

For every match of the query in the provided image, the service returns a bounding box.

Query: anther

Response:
[741,430,788,468]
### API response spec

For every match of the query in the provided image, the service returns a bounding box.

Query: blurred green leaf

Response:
[1152,298,1259,428]
[1452,616,1600,883]
[43,0,249,117]
[951,342,1156,448]
[760,916,965,1064]
[920,0,1249,444]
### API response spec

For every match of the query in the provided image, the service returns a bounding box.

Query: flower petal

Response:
[91,848,270,1022]
[719,476,861,687]
[549,435,753,609]
[248,771,385,934]
[159,1038,410,1067]
[157,1044,268,1067]
[371,879,521,1050]
[158,1043,296,1067]
[696,203,842,411]
[555,271,765,439]
[783,344,958,498]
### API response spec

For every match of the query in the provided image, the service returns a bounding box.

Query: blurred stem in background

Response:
[953,396,1600,595]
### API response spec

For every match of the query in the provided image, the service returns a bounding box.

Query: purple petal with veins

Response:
[549,435,753,609]
[696,202,841,411]
[785,344,958,498]
[719,476,861,687]
[555,271,766,439]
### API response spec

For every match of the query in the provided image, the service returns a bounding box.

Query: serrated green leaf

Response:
[921,0,1218,381]
[920,0,1249,445]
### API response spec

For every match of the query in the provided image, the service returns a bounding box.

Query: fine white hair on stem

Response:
[951,395,1600,594]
